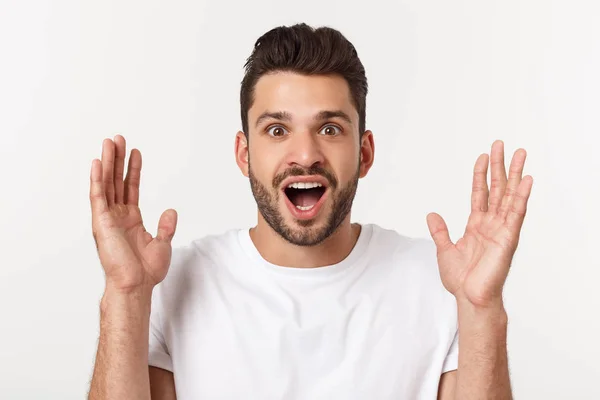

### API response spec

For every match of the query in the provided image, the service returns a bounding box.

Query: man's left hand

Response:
[426,140,534,308]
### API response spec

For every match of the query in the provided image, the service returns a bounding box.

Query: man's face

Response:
[239,72,372,246]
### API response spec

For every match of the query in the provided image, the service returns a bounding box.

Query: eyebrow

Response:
[315,110,353,126]
[255,111,292,128]
[255,110,353,128]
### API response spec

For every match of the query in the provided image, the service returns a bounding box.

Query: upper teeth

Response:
[287,182,323,189]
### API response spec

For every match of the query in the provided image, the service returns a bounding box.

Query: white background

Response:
[1,0,599,398]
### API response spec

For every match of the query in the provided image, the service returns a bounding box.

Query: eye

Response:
[266,125,289,137]
[319,125,342,136]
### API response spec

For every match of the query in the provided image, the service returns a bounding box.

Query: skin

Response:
[88,136,178,399]
[235,71,375,268]
[88,70,532,399]
[427,140,534,399]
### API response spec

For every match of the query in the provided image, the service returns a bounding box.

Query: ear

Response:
[235,131,249,177]
[359,130,375,178]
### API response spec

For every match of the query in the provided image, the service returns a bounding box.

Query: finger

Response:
[506,175,533,233]
[499,148,527,219]
[124,148,142,206]
[471,153,490,212]
[101,139,116,207]
[156,209,178,243]
[113,135,126,204]
[89,158,108,217]
[426,212,454,253]
[488,140,508,214]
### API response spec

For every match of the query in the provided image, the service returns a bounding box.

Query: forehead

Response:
[248,72,357,125]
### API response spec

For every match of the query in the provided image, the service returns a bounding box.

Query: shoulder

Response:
[152,228,243,303]
[368,223,454,305]
[368,225,458,361]
[368,223,438,269]
[171,228,242,274]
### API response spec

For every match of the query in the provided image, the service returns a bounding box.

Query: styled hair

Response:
[240,23,368,137]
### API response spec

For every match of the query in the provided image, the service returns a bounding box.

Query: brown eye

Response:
[319,125,341,136]
[267,126,288,137]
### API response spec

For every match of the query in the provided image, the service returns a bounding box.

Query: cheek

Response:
[250,141,288,179]
[249,154,278,185]
[329,148,360,180]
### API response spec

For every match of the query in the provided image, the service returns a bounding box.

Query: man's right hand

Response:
[89,135,178,293]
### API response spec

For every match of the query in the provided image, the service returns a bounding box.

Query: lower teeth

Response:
[296,205,314,211]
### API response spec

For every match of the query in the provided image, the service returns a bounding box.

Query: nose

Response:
[285,130,325,169]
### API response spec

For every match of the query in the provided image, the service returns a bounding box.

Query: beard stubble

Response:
[248,160,360,246]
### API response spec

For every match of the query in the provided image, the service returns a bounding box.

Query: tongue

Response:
[294,189,322,207]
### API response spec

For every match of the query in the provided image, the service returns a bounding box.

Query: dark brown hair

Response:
[240,23,368,137]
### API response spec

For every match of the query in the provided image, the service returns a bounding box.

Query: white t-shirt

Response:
[149,223,458,399]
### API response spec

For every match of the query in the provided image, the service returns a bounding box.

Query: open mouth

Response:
[284,181,327,211]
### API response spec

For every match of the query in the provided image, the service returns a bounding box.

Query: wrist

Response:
[454,287,506,312]
[100,281,154,313]
[456,295,508,330]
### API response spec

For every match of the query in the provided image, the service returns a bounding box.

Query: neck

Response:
[249,214,361,268]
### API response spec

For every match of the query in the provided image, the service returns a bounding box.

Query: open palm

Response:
[426,141,533,307]
[90,135,178,292]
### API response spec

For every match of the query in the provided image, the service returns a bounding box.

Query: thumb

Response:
[156,209,178,243]
[426,212,453,252]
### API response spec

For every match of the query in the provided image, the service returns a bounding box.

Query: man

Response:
[88,23,533,399]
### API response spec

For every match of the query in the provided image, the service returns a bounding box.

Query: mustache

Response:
[273,165,338,189]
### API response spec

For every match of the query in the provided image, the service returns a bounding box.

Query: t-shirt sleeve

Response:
[148,288,173,372]
[442,328,459,373]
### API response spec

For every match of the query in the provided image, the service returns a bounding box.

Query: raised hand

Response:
[426,140,533,308]
[89,135,178,293]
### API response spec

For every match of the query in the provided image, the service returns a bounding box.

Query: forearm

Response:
[454,297,512,400]
[89,284,153,400]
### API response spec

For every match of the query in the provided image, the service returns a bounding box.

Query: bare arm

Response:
[149,367,177,400]
[437,371,456,400]
[428,141,533,400]
[437,301,511,400]
[87,135,178,399]
[453,300,511,399]
[89,285,153,400]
